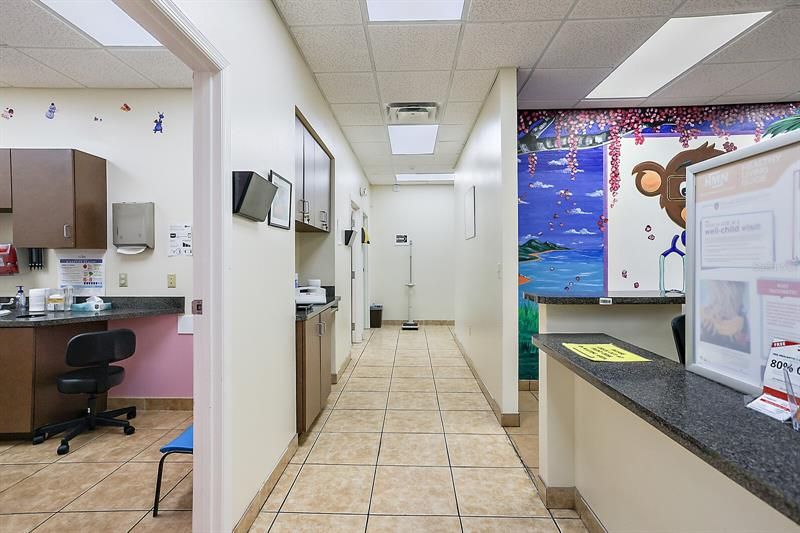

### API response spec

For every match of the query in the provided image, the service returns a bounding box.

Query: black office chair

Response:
[32,329,138,455]
[672,314,686,365]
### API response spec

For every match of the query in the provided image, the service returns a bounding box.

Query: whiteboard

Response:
[686,131,800,394]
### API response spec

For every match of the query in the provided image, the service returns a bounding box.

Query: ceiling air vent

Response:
[386,102,439,124]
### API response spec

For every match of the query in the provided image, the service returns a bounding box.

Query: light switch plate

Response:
[167,273,177,289]
[119,273,128,288]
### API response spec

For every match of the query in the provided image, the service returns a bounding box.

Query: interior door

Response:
[350,208,364,343]
[294,117,306,224]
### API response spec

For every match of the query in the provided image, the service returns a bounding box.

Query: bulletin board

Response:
[686,131,800,394]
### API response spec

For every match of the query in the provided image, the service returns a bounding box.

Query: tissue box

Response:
[71,302,112,312]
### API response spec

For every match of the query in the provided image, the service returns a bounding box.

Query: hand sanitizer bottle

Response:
[15,285,26,310]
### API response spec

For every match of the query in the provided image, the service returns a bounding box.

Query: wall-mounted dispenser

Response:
[113,202,155,255]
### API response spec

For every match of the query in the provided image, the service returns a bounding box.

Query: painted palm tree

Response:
[765,112,800,137]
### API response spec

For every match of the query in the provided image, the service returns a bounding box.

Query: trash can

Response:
[369,304,383,328]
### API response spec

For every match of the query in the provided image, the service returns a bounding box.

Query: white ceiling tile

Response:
[517,69,531,92]
[537,18,666,69]
[575,98,646,108]
[109,48,192,88]
[362,164,395,175]
[330,103,384,125]
[1,0,98,48]
[377,71,451,104]
[467,0,572,21]
[727,60,800,96]
[705,9,800,64]
[352,142,392,164]
[392,154,457,170]
[273,0,362,25]
[343,125,389,143]
[291,25,371,72]
[571,0,682,18]
[369,24,460,71]
[643,96,713,107]
[520,68,612,100]
[449,70,496,102]
[316,72,378,103]
[675,1,792,16]
[21,48,156,88]
[709,94,791,105]
[436,141,463,155]
[653,62,782,98]
[458,22,559,69]
[0,47,82,87]
[518,99,579,109]
[442,102,482,124]
[368,174,397,185]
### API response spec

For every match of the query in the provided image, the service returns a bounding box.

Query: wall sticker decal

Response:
[44,102,56,119]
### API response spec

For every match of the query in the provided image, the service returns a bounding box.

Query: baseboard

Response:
[575,488,608,533]
[380,320,455,326]
[518,379,539,391]
[232,434,299,533]
[332,354,352,385]
[532,473,607,533]
[107,397,193,411]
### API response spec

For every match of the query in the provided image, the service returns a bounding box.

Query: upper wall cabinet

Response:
[11,149,107,249]
[295,115,332,233]
[0,150,12,212]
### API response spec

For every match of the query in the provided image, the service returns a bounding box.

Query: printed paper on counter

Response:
[562,343,650,362]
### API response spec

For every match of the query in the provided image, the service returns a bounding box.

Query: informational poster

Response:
[169,224,192,256]
[689,136,800,392]
[746,340,800,421]
[395,234,409,246]
[58,256,104,296]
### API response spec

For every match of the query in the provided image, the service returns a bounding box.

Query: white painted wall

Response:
[453,68,519,415]
[369,184,455,321]
[172,1,370,527]
[0,88,192,307]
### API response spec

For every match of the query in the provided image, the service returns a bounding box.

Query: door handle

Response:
[63,224,73,239]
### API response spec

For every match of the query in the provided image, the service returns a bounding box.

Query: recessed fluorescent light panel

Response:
[396,173,455,183]
[586,12,770,99]
[367,0,465,21]
[388,125,439,155]
[41,0,161,46]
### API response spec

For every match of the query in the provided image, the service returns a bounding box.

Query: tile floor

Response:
[0,409,193,532]
[252,326,586,533]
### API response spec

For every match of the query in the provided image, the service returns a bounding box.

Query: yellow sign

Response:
[562,343,650,363]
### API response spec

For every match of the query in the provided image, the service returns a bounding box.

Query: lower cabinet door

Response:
[303,318,322,430]
[320,309,335,402]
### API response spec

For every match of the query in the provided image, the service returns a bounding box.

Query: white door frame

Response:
[114,2,231,531]
[362,213,370,330]
[350,201,364,343]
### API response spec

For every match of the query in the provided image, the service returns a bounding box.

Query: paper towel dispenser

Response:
[113,202,155,254]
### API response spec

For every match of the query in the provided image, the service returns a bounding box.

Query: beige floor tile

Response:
[129,410,192,430]
[430,357,468,367]
[345,377,391,392]
[282,464,374,514]
[388,391,439,410]
[370,466,457,516]
[0,464,46,492]
[262,464,300,512]
[519,391,539,412]
[248,512,276,533]
[390,377,435,392]
[446,434,521,467]
[306,409,331,433]
[0,513,52,532]
[556,518,589,532]
[334,391,388,410]
[270,512,367,532]
[175,417,193,430]
[461,517,559,532]
[34,510,148,532]
[352,366,393,378]
[367,515,461,532]
[435,378,481,393]
[452,467,548,517]
[130,510,191,532]
[323,391,340,409]
[392,366,433,378]
[509,434,539,468]
[290,432,319,464]
[0,441,21,454]
[433,366,474,379]
[65,462,191,511]
[378,433,448,466]
[322,409,385,433]
[395,348,429,356]
[383,410,443,433]
[307,432,381,465]
[357,356,395,367]
[0,462,118,513]
[551,508,580,518]
[130,429,194,463]
[505,411,539,435]
[394,356,431,367]
[437,392,491,411]
[159,471,193,510]
[58,429,167,463]
[441,411,504,435]
[0,432,100,464]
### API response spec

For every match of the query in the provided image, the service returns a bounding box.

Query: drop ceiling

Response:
[0,0,192,89]
[274,0,800,185]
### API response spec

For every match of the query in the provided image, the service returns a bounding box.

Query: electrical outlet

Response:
[167,273,177,289]
[119,273,128,288]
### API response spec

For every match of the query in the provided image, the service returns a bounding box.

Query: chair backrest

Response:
[671,314,686,365]
[65,329,136,367]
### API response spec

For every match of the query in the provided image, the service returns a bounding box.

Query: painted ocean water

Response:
[518,248,605,303]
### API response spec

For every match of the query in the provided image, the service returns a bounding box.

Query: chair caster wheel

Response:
[124,426,135,435]
[32,435,45,445]
[57,443,69,455]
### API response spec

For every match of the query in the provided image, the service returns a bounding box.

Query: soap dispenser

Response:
[15,285,26,310]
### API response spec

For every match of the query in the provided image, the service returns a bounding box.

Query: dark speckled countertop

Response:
[0,296,184,327]
[534,333,800,525]
[296,296,340,322]
[524,290,685,305]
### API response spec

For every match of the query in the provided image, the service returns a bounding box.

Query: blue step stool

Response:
[153,424,193,517]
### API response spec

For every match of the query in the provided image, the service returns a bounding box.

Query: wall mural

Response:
[517,103,800,380]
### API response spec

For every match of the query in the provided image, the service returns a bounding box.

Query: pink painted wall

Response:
[108,315,193,398]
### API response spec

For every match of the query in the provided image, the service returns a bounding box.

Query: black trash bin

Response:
[370,305,383,328]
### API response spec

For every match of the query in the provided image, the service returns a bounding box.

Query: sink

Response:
[16,313,46,319]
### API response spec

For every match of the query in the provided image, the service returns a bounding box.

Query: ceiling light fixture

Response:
[396,173,455,183]
[366,0,465,22]
[388,124,439,155]
[586,12,770,99]
[41,0,161,46]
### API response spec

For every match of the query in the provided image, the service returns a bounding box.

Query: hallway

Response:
[251,326,584,532]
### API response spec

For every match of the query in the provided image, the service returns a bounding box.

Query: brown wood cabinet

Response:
[295,307,336,434]
[10,149,107,249]
[0,149,12,212]
[295,114,332,233]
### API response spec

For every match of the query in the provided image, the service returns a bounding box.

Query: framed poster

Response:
[268,171,292,230]
[464,185,476,240]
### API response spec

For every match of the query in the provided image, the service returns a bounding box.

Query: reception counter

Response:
[534,333,800,532]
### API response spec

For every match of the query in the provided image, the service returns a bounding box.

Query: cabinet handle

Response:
[63,224,73,239]
[317,321,324,337]
[319,210,327,223]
